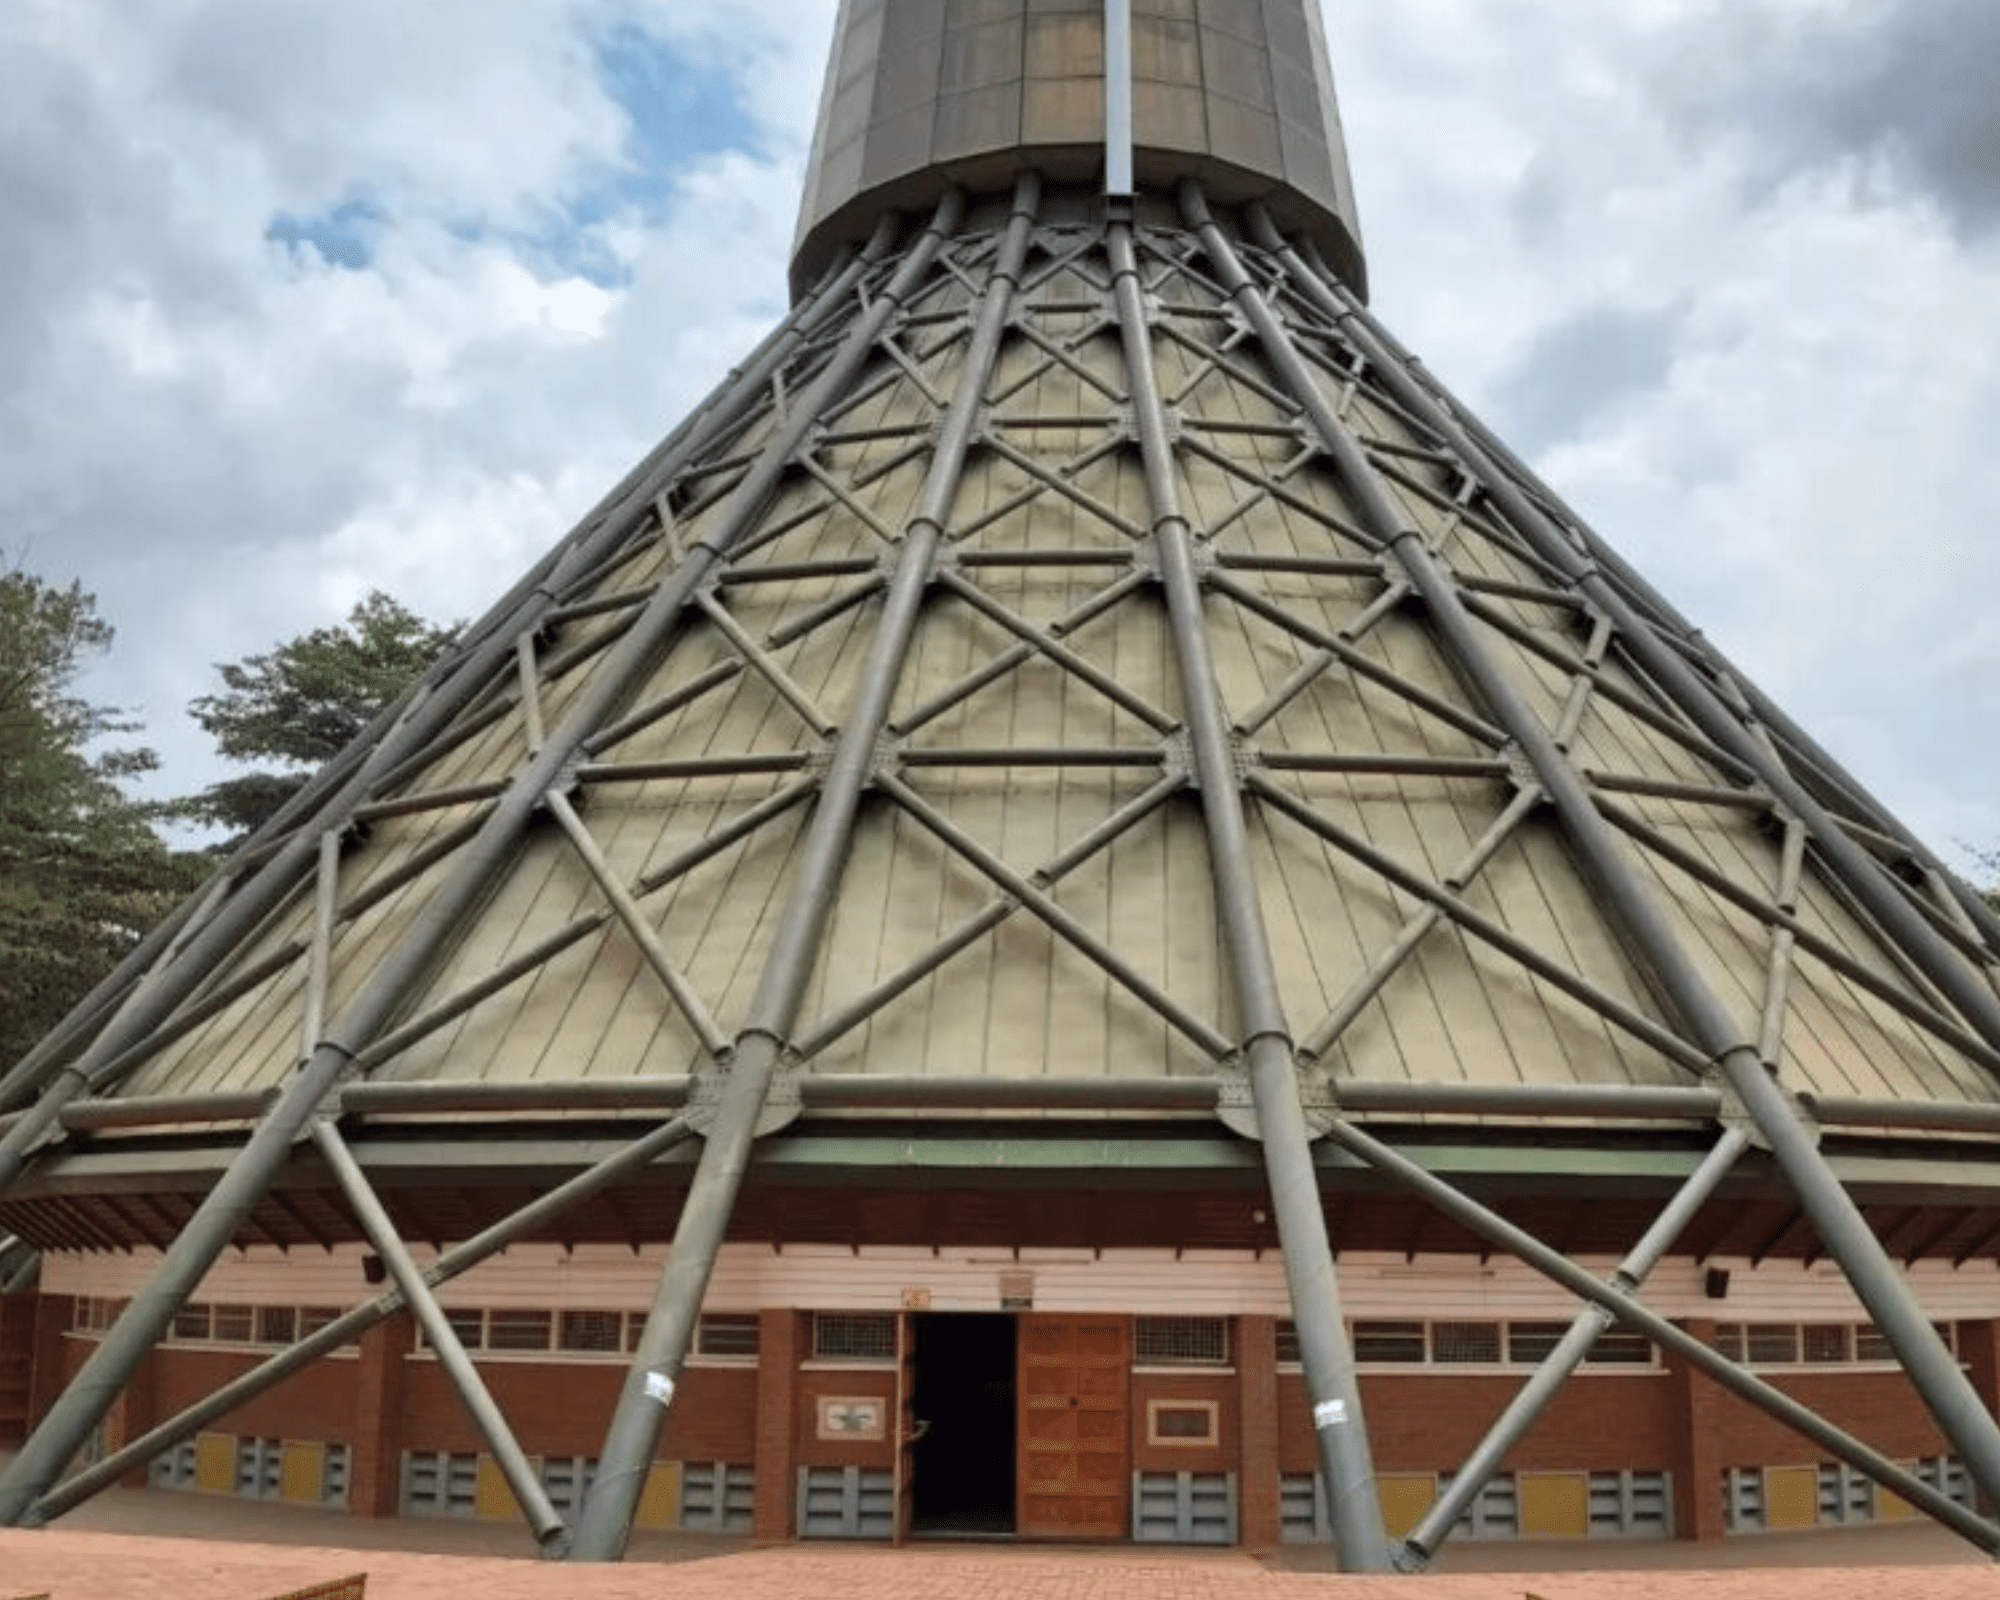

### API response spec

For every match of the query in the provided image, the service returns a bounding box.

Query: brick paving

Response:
[4,1531,2000,1600]
[2,1460,1998,1600]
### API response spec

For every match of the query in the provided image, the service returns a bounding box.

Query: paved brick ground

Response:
[2,1455,1998,1600]
[4,1532,2000,1600]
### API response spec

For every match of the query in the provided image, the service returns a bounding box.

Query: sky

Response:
[3,0,1997,873]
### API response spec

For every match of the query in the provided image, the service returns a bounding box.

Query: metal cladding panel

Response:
[791,0,1366,299]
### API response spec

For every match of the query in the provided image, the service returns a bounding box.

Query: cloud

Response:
[0,0,1994,877]
[1492,301,1692,456]
[1325,0,2000,865]
[1650,0,2000,238]
[0,0,835,818]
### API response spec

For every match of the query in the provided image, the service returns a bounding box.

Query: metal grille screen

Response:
[1134,1316,1229,1365]
[813,1313,896,1361]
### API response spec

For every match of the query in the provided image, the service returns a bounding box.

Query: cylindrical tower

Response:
[792,0,1365,298]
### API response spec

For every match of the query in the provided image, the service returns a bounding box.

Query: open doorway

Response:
[908,1312,1016,1537]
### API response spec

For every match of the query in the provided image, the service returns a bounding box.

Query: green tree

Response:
[0,568,204,1069]
[176,591,460,838]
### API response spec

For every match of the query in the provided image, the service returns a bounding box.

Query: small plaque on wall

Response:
[817,1395,887,1441]
[1146,1398,1220,1447]
[901,1287,932,1310]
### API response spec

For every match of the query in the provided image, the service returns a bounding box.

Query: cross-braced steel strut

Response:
[29,1117,695,1525]
[1247,206,2000,1056]
[0,219,897,1163]
[1105,208,1391,1572]
[0,208,917,1535]
[1398,1128,1750,1568]
[1185,179,2000,1512]
[569,178,1028,1561]
[1323,1116,2000,1556]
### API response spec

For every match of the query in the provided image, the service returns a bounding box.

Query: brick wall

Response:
[0,1293,39,1444]
[37,1306,1985,1551]
[58,1338,758,1473]
[753,1309,802,1539]
[1130,1369,1236,1475]
[1689,1369,1949,1463]
[795,1366,897,1469]
[1277,1368,1680,1475]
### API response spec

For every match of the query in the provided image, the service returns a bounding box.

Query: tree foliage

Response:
[176,591,459,838]
[0,569,204,1069]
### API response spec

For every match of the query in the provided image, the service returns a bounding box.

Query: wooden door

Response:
[1017,1314,1128,1539]
[893,1311,916,1544]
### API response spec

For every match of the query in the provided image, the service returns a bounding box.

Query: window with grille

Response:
[1344,1318,1656,1368]
[486,1309,553,1352]
[298,1307,343,1340]
[1275,1320,1301,1365]
[257,1306,298,1345]
[1719,1322,1908,1366]
[558,1310,624,1354]
[171,1303,213,1341]
[441,1309,485,1349]
[1507,1322,1568,1364]
[695,1313,761,1358]
[212,1304,254,1342]
[1135,1317,1230,1366]
[812,1313,897,1362]
[1352,1321,1426,1364]
[1581,1324,1654,1366]
[1432,1321,1502,1364]
[75,1296,129,1333]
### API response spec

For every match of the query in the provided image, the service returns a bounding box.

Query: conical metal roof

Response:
[8,0,2000,1570]
[7,182,1994,1135]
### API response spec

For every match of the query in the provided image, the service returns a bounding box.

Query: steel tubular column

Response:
[1184,181,2000,1511]
[309,1120,566,1548]
[1325,239,2000,956]
[33,1117,694,1523]
[1248,207,2000,1049]
[1399,1127,1751,1568]
[1106,211,1390,1572]
[570,179,1029,1561]
[1321,1118,2000,1555]
[0,201,943,1532]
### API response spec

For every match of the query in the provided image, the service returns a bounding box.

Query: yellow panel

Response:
[1764,1465,1820,1530]
[634,1461,683,1529]
[194,1433,236,1494]
[278,1441,325,1505]
[1377,1474,1436,1539]
[1518,1472,1590,1538]
[474,1454,530,1521]
[1876,1463,1920,1522]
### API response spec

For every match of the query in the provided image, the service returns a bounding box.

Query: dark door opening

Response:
[908,1312,1017,1537]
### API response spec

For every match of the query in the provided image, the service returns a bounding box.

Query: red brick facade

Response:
[7,1291,1992,1545]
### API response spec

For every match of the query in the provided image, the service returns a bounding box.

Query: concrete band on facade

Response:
[790,0,1368,300]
